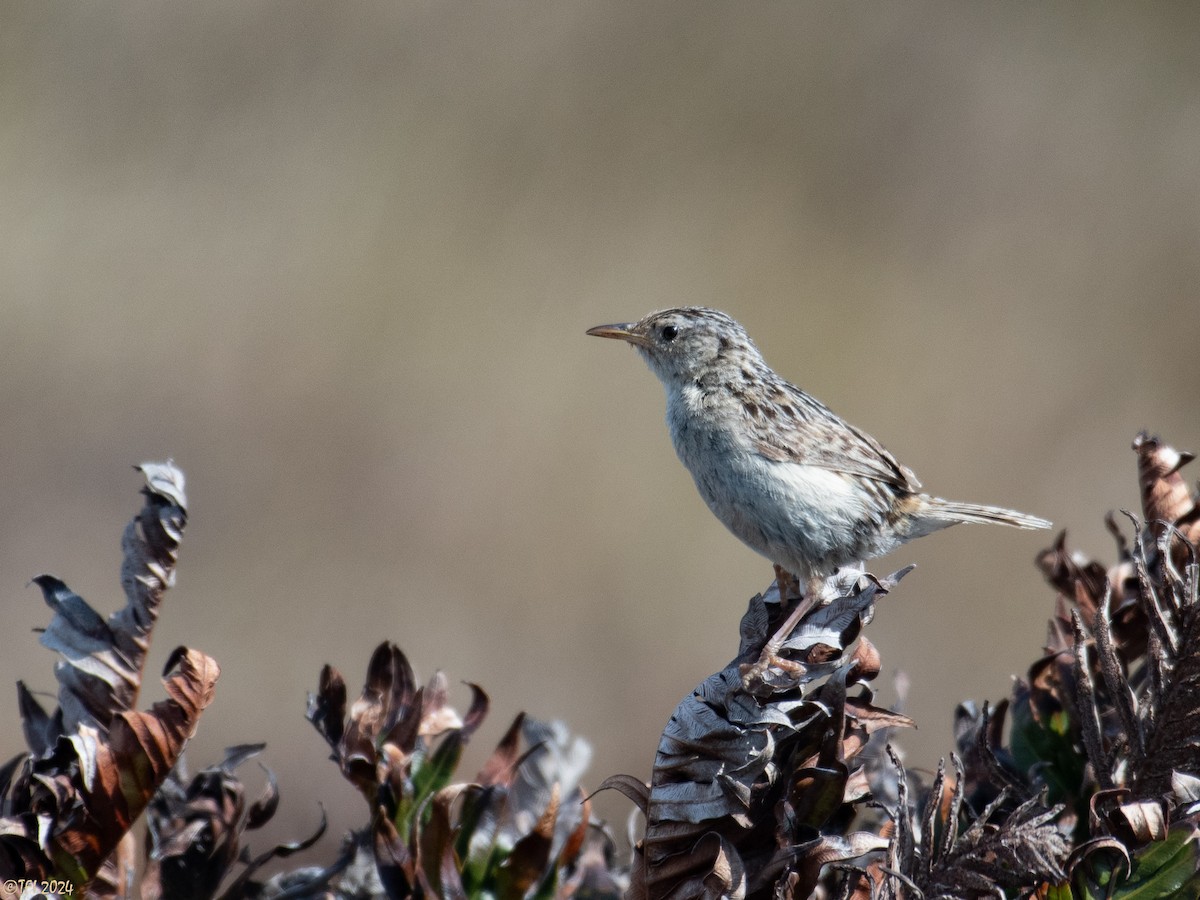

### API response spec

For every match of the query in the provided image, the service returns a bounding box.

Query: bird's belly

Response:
[689,453,888,579]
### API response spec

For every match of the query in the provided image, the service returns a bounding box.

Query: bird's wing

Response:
[750,383,923,491]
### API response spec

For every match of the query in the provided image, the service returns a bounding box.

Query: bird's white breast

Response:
[665,383,884,579]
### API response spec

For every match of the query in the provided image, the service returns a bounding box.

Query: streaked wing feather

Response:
[752,383,922,491]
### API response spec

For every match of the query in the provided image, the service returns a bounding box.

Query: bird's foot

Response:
[739,642,806,688]
[739,589,821,690]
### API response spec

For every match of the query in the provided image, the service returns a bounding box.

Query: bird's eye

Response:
[661,325,678,341]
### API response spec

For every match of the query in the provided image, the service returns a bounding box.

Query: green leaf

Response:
[1009,696,1085,809]
[455,785,494,871]
[411,731,465,826]
[1113,827,1200,899]
[1074,827,1200,899]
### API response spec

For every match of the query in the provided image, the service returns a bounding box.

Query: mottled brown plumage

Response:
[589,307,1051,682]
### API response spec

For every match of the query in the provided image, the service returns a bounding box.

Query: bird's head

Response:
[587,307,760,387]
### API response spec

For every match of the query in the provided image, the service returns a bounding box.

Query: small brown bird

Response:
[588,307,1050,680]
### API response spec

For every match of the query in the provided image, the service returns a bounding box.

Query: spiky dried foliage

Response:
[944,432,1200,897]
[614,432,1200,899]
[849,750,1068,900]
[605,568,912,899]
[0,462,221,894]
[142,744,326,900]
[307,642,609,899]
[8,438,1200,899]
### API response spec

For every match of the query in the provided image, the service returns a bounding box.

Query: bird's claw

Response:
[739,645,805,690]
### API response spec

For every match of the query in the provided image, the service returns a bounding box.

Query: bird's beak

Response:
[586,322,651,348]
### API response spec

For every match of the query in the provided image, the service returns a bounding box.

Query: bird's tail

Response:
[912,496,1051,536]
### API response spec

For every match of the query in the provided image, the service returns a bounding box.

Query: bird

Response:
[587,307,1050,682]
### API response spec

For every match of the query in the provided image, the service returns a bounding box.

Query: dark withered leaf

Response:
[882,754,1068,899]
[595,773,649,811]
[1133,432,1199,539]
[373,813,416,900]
[617,570,911,899]
[495,783,559,900]
[23,463,188,745]
[244,764,280,832]
[792,833,888,899]
[460,682,490,738]
[220,806,327,899]
[306,665,347,750]
[309,642,430,805]
[0,464,218,887]
[15,681,58,759]
[477,712,526,788]
[504,719,591,852]
[418,784,469,897]
[560,826,625,900]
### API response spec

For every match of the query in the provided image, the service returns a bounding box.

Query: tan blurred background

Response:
[2,1,1198,866]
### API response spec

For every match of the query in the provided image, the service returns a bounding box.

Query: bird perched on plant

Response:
[587,307,1050,681]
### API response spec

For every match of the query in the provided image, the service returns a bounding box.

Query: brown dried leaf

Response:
[307,664,347,749]
[90,831,136,900]
[1133,431,1199,538]
[1038,531,1109,618]
[558,792,591,869]
[307,642,426,805]
[477,712,526,788]
[1089,788,1167,845]
[418,784,471,898]
[373,812,416,900]
[848,635,881,684]
[0,464,213,887]
[82,649,220,863]
[496,783,559,900]
[560,826,625,899]
[31,462,188,740]
[622,571,910,899]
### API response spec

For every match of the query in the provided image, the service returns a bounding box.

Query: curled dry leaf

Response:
[36,461,189,737]
[982,432,1200,900]
[0,463,222,889]
[306,642,490,815]
[615,568,912,899]
[308,644,600,899]
[0,645,220,884]
[875,751,1068,899]
[1133,431,1200,548]
[142,743,326,900]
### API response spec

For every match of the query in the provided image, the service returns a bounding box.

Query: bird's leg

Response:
[773,564,802,604]
[740,573,824,687]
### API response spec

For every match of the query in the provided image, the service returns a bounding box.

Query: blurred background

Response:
[2,1,1198,867]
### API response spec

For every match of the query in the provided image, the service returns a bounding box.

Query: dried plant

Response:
[5,433,1200,899]
[606,431,1200,899]
[142,744,325,900]
[603,567,910,900]
[307,642,605,899]
[941,432,1200,899]
[0,463,221,895]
